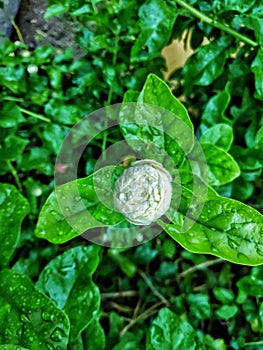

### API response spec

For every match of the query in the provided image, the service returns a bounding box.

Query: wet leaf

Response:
[35,167,125,244]
[131,0,176,62]
[36,245,100,342]
[200,124,233,151]
[0,184,29,268]
[0,269,69,349]
[201,143,240,186]
[161,192,263,265]
[146,308,205,350]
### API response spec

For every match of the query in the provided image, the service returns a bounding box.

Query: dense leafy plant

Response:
[0,0,263,349]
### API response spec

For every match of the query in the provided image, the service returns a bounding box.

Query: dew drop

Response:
[45,343,55,350]
[41,310,55,322]
[50,327,64,342]
[256,247,263,257]
[74,195,81,202]
[228,238,239,250]
[20,314,30,323]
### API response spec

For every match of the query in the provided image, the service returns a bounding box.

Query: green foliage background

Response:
[0,0,263,348]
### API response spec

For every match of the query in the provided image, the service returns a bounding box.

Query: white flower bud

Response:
[113,159,172,225]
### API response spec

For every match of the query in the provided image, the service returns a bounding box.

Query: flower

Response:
[113,159,172,225]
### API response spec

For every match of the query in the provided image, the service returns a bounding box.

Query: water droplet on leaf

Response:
[50,327,64,342]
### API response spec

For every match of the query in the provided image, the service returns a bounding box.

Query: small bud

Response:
[113,159,172,225]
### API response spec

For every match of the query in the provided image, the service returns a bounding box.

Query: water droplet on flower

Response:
[119,193,126,201]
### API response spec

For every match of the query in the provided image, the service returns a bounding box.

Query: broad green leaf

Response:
[201,143,240,186]
[70,319,105,350]
[200,124,233,151]
[18,147,53,176]
[44,102,81,125]
[215,305,239,319]
[146,308,205,350]
[200,85,231,130]
[131,0,176,62]
[120,74,194,166]
[83,318,106,350]
[137,74,193,130]
[44,4,69,19]
[183,36,233,92]
[0,184,29,267]
[255,125,263,150]
[42,123,68,154]
[0,65,26,93]
[161,193,263,265]
[35,167,125,244]
[213,288,235,304]
[187,293,211,320]
[0,135,29,161]
[212,0,257,13]
[36,246,100,342]
[0,269,69,349]
[242,16,263,46]
[0,102,25,128]
[251,48,263,100]
[237,267,263,297]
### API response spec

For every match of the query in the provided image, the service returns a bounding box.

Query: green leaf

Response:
[121,74,194,165]
[215,305,239,319]
[146,308,205,350]
[36,245,100,342]
[200,124,233,151]
[183,36,233,92]
[18,147,53,176]
[187,293,211,320]
[242,16,263,46]
[0,102,25,128]
[131,0,176,62]
[0,65,26,93]
[0,269,69,349]
[83,318,106,350]
[0,184,29,267]
[35,167,124,244]
[201,143,240,186]
[212,0,257,13]
[44,102,81,125]
[237,267,263,297]
[42,123,67,154]
[44,4,69,19]
[213,287,235,304]
[161,193,263,265]
[251,48,263,100]
[0,135,29,161]
[200,85,231,130]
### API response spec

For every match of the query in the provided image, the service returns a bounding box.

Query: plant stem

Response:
[119,301,164,337]
[101,290,138,300]
[9,16,24,43]
[19,107,51,123]
[102,32,120,160]
[7,161,22,192]
[173,0,258,47]
[3,96,24,103]
[139,270,170,305]
[176,258,224,279]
